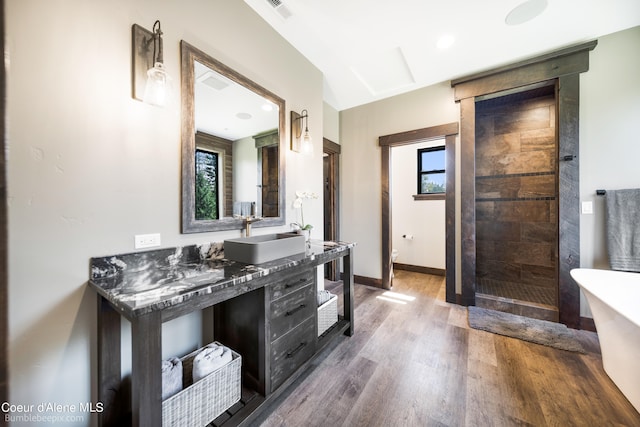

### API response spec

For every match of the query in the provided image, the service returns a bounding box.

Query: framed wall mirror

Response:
[180,41,286,233]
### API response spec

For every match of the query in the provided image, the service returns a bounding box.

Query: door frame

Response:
[323,138,340,281]
[379,123,458,303]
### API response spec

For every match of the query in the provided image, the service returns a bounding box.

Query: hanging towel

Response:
[606,188,640,272]
[233,201,253,217]
[192,343,233,383]
[161,357,183,400]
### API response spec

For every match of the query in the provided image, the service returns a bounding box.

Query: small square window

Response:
[418,146,445,194]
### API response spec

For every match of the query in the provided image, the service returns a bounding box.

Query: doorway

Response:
[379,123,458,302]
[323,138,340,281]
[390,140,447,278]
[261,144,279,217]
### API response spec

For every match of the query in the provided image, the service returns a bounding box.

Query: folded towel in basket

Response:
[161,357,183,400]
[192,343,233,383]
[317,289,333,306]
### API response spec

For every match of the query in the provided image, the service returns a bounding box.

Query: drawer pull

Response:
[285,304,307,316]
[286,342,307,358]
[285,278,308,288]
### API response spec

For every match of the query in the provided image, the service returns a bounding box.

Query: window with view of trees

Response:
[195,149,219,220]
[418,146,445,194]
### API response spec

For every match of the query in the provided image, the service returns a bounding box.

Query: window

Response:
[195,149,219,220]
[417,146,445,194]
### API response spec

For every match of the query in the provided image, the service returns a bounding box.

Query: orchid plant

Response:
[292,190,318,231]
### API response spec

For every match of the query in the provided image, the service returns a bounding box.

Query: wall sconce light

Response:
[291,109,312,153]
[132,20,171,107]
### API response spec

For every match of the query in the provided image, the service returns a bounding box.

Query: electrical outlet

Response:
[134,233,161,249]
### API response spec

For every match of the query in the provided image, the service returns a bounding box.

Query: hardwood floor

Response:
[257,270,640,427]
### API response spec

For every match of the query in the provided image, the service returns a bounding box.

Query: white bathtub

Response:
[571,268,640,413]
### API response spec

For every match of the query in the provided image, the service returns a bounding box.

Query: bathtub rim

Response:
[570,268,640,329]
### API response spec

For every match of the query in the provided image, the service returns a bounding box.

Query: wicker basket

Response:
[162,342,241,427]
[317,294,338,336]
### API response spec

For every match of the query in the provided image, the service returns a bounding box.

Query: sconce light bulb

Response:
[302,130,313,154]
[144,62,171,107]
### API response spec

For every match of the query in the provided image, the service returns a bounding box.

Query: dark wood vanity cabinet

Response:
[267,268,316,392]
[92,241,355,427]
[215,267,318,396]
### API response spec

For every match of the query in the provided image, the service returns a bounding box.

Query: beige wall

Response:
[579,26,640,315]
[340,82,460,281]
[323,102,340,144]
[6,0,323,423]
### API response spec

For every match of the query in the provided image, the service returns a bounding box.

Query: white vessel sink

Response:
[224,233,306,264]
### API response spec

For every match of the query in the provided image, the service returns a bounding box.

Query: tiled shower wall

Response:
[475,93,558,307]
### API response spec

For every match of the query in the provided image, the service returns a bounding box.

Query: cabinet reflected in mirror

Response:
[181,41,285,233]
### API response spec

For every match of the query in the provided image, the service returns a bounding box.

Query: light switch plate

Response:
[581,201,593,215]
[135,233,161,249]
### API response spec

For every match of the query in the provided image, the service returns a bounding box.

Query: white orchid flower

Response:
[295,190,318,199]
[293,189,318,231]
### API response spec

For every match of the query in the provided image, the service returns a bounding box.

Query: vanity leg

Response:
[131,311,162,427]
[343,247,354,336]
[97,296,121,427]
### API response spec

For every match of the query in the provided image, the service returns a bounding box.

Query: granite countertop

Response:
[89,240,355,319]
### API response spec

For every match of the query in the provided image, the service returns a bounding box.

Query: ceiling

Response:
[195,61,279,140]
[244,0,640,111]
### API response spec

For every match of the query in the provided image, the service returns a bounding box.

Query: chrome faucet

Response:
[244,216,263,237]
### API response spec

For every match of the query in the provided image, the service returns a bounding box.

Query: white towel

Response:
[317,290,333,306]
[161,357,183,400]
[192,343,233,382]
[233,201,253,217]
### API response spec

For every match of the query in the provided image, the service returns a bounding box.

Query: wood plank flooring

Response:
[256,270,640,427]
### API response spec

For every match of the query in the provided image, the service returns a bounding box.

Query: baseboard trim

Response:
[580,316,596,332]
[354,275,383,288]
[394,263,446,276]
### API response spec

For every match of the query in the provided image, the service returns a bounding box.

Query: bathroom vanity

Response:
[89,239,355,427]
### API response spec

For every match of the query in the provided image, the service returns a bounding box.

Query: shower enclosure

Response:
[451,41,597,327]
[474,85,559,318]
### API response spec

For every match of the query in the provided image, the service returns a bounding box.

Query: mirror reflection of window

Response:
[181,41,286,232]
[195,149,220,220]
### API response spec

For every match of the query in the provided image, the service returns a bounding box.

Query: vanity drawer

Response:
[268,268,314,301]
[270,316,316,392]
[269,284,315,341]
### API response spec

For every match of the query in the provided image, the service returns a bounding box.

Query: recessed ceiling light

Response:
[236,112,252,120]
[505,0,548,26]
[262,103,274,112]
[436,34,456,50]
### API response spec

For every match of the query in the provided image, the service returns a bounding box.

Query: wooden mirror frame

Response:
[180,41,286,233]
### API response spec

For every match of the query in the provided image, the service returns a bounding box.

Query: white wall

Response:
[391,140,446,269]
[6,0,323,424]
[323,102,340,143]
[233,136,258,205]
[578,26,640,315]
[340,82,460,281]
